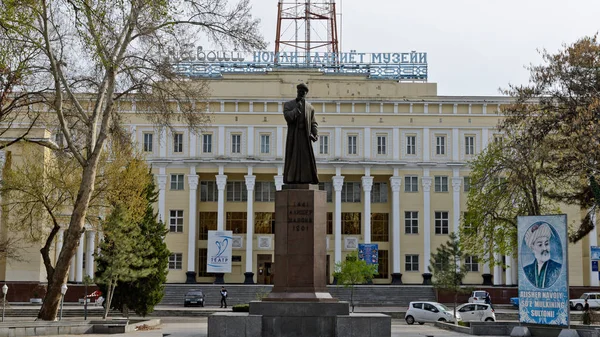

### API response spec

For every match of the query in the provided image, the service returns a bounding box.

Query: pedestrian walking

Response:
[220,286,228,308]
[583,299,591,325]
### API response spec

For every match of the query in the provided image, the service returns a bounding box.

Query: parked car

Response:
[569,293,600,311]
[184,290,205,307]
[405,301,459,325]
[456,303,496,322]
[510,297,519,308]
[468,290,490,304]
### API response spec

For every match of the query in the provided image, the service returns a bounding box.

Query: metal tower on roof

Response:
[274,0,339,64]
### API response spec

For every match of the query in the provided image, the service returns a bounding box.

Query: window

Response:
[170,174,184,190]
[231,134,241,154]
[435,211,449,234]
[341,182,361,202]
[465,136,474,155]
[463,176,471,192]
[200,181,218,202]
[404,176,419,192]
[318,182,333,202]
[319,135,329,154]
[169,210,184,232]
[255,212,275,234]
[203,134,212,153]
[260,134,270,154]
[198,249,213,277]
[348,135,357,155]
[371,182,388,203]
[494,135,503,143]
[199,212,217,240]
[405,211,418,234]
[255,182,276,202]
[377,135,386,155]
[371,213,389,242]
[406,135,416,155]
[465,256,479,272]
[434,176,448,192]
[342,212,361,235]
[405,255,419,272]
[168,253,182,270]
[226,212,247,234]
[173,133,183,153]
[143,133,153,152]
[327,212,333,235]
[226,181,247,202]
[374,250,389,279]
[436,135,445,155]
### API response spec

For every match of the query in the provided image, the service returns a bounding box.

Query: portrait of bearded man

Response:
[522,222,562,288]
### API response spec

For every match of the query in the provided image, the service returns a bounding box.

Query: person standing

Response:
[485,293,493,310]
[220,286,228,308]
[583,299,591,325]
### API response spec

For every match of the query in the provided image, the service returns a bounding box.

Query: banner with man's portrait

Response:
[518,215,568,326]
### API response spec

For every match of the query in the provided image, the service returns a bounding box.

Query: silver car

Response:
[405,301,459,325]
[456,303,496,322]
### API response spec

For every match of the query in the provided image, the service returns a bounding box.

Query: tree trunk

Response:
[454,292,458,324]
[38,160,100,320]
[104,281,115,319]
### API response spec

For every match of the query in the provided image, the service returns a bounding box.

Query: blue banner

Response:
[518,215,568,326]
[358,243,379,265]
[591,246,600,260]
[593,261,598,272]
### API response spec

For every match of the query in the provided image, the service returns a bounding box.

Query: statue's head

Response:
[296,83,309,99]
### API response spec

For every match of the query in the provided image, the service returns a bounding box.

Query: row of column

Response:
[153,163,595,286]
[57,229,96,283]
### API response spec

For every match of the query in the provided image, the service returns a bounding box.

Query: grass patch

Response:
[232,304,249,312]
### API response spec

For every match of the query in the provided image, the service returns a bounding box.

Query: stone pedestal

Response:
[482,273,493,286]
[185,271,196,284]
[214,273,225,284]
[422,273,432,285]
[265,185,334,302]
[391,273,403,285]
[244,272,255,284]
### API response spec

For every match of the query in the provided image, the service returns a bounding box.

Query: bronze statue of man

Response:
[283,83,319,184]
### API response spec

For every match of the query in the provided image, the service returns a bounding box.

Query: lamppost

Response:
[59,284,68,321]
[2,284,7,322]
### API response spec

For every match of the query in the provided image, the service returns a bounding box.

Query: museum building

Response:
[1,65,599,289]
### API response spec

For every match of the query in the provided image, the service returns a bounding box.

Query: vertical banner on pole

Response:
[207,230,233,273]
[518,215,568,326]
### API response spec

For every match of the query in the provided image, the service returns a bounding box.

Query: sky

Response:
[242,0,600,96]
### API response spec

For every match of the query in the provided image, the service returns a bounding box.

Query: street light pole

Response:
[60,284,68,321]
[2,284,7,322]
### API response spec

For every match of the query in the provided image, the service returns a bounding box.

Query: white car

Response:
[569,293,600,311]
[405,301,460,325]
[468,290,490,304]
[456,303,496,322]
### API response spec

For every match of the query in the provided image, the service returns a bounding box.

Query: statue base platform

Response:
[208,301,391,337]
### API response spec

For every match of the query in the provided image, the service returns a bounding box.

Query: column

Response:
[390,174,402,284]
[422,172,432,285]
[332,175,344,266]
[216,174,227,231]
[493,252,503,285]
[482,249,493,285]
[274,165,283,191]
[85,231,95,279]
[157,172,167,223]
[244,173,256,284]
[590,210,599,286]
[451,174,462,234]
[362,173,373,243]
[452,128,459,162]
[186,168,199,283]
[159,127,167,157]
[505,254,514,286]
[511,257,518,285]
[76,231,84,283]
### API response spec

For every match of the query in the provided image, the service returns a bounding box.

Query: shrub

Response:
[232,304,250,312]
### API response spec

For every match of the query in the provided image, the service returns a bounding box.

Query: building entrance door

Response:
[257,254,273,284]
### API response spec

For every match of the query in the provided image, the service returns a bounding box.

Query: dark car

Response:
[184,290,205,307]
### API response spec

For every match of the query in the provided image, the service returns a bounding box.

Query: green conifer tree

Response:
[96,170,169,317]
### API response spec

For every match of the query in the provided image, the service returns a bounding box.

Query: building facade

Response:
[1,69,598,287]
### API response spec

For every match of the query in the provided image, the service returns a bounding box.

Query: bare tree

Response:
[0,0,265,320]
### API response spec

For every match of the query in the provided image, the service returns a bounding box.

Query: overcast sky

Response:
[243,0,600,96]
